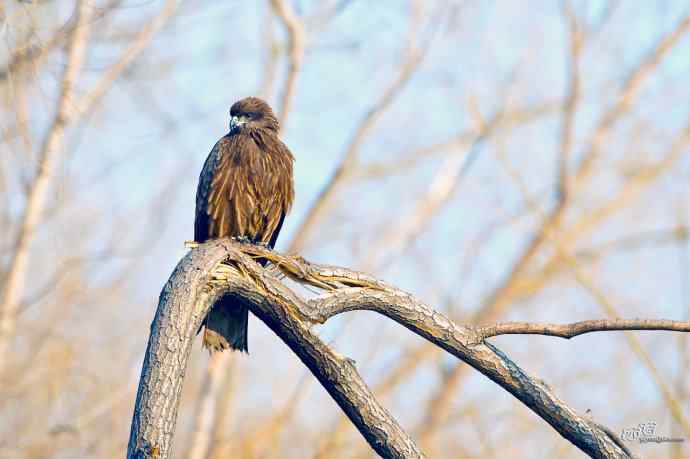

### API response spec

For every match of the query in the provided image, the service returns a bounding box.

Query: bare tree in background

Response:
[2,1,690,458]
[0,1,180,457]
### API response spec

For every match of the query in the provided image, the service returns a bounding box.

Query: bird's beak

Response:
[229,115,246,132]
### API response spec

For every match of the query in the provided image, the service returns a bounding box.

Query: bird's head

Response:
[228,97,279,134]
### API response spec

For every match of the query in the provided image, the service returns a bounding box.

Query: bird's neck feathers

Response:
[224,128,288,157]
[229,126,280,144]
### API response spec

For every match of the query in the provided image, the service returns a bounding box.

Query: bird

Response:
[194,97,294,352]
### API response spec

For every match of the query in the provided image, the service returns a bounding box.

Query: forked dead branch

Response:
[127,239,690,458]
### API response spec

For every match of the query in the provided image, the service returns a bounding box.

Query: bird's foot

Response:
[231,235,252,245]
[184,240,200,249]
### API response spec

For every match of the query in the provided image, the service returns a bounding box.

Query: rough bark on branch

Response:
[127,240,422,459]
[124,239,689,458]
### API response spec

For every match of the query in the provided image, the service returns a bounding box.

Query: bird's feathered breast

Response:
[194,131,294,246]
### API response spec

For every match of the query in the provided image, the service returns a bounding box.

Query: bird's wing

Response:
[267,212,286,249]
[194,141,221,242]
[254,137,294,248]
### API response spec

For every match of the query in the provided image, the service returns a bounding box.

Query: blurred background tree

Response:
[1,1,689,458]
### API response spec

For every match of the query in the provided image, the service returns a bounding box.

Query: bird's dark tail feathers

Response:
[201,295,248,353]
[199,255,270,353]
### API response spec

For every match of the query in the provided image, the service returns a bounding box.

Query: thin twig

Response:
[287,6,440,253]
[573,10,690,188]
[270,0,306,128]
[0,0,95,369]
[75,0,179,118]
[477,319,690,339]
[558,5,582,200]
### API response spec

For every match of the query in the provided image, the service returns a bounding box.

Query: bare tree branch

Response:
[575,226,690,261]
[477,319,690,339]
[502,156,690,440]
[558,247,690,440]
[0,0,96,369]
[127,240,423,459]
[270,0,306,128]
[124,239,668,458]
[558,5,582,200]
[416,83,690,447]
[0,0,125,84]
[287,6,438,253]
[573,10,690,187]
[355,101,558,179]
[75,0,179,118]
[361,130,484,269]
[314,343,436,457]
[187,353,233,459]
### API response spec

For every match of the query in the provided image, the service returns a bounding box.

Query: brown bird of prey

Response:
[195,97,294,352]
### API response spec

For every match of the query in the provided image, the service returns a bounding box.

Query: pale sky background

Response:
[4,1,690,457]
